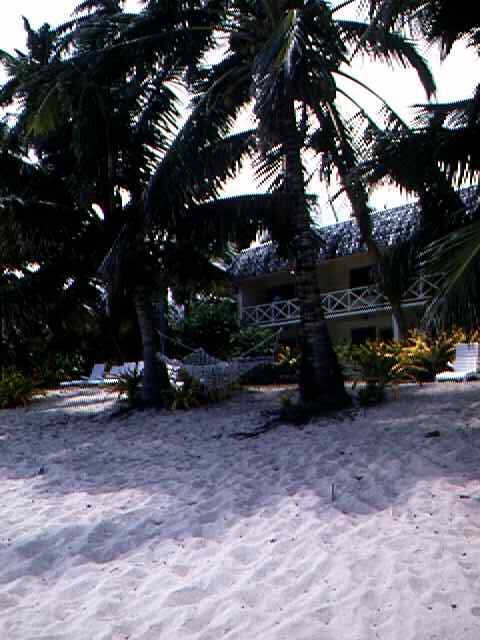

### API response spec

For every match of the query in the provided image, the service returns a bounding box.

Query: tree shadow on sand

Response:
[1,383,480,586]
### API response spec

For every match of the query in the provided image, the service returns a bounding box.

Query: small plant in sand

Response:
[276,344,301,375]
[114,367,144,404]
[280,388,297,408]
[337,341,409,406]
[399,330,461,382]
[33,352,88,389]
[0,370,36,408]
[168,370,205,410]
[165,370,232,410]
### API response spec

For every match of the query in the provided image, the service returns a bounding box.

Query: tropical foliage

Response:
[336,340,407,404]
[357,0,480,330]
[0,370,36,409]
[398,329,461,382]
[335,325,474,405]
[0,0,474,410]
[188,0,434,407]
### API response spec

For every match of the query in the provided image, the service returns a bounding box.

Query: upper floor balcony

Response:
[241,273,444,327]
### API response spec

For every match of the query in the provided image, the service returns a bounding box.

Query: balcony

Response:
[241,273,444,327]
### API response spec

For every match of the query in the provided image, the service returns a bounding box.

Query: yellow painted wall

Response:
[239,252,379,307]
[317,253,377,291]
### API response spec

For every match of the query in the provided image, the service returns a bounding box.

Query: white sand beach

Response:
[1,383,480,639]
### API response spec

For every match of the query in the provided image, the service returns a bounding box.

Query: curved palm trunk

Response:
[283,101,350,408]
[134,285,159,405]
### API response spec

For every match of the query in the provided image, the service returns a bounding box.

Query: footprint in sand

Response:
[409,575,430,595]
[170,564,190,578]
[471,606,480,617]
[140,622,165,639]
[198,510,219,525]
[229,544,258,566]
[312,605,335,625]
[164,586,209,607]
[0,593,19,610]
[94,599,124,621]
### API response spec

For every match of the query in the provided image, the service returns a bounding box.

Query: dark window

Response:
[350,266,374,289]
[269,284,296,301]
[351,327,376,345]
[379,327,394,342]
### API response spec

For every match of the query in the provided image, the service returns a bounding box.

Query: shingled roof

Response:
[229,187,480,280]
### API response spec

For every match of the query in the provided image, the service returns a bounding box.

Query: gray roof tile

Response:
[229,187,479,280]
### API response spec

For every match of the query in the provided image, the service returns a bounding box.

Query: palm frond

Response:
[421,216,480,297]
[337,19,435,97]
[145,127,257,229]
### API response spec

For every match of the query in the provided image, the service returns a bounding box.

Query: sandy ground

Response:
[1,382,480,640]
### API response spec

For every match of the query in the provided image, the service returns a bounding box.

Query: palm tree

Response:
[358,0,480,329]
[189,0,435,405]
[1,2,285,403]
[0,127,106,371]
[0,1,437,405]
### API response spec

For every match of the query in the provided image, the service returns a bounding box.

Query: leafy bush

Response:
[230,325,277,358]
[398,330,459,382]
[160,370,232,410]
[0,370,36,409]
[236,343,300,386]
[335,327,475,405]
[276,344,301,375]
[33,352,88,388]
[170,299,279,362]
[337,341,404,385]
[336,341,408,406]
[357,383,385,407]
[170,298,238,359]
[240,363,282,385]
[114,367,144,404]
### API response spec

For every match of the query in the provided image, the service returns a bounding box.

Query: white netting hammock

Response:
[157,329,282,391]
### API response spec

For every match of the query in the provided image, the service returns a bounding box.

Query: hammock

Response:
[156,329,282,390]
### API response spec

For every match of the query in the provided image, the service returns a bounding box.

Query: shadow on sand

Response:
[1,382,480,585]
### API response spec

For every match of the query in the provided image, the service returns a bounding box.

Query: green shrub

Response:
[276,344,301,376]
[357,383,385,407]
[335,326,472,405]
[161,370,232,410]
[0,370,36,409]
[170,298,238,359]
[239,359,299,385]
[170,299,278,361]
[240,363,280,385]
[230,325,277,358]
[337,341,404,385]
[33,352,87,388]
[336,341,408,406]
[399,330,458,382]
[114,367,144,405]
[157,359,172,392]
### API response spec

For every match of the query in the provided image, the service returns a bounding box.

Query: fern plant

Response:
[399,330,461,382]
[336,341,409,406]
[114,367,144,405]
[0,370,36,408]
[162,370,232,410]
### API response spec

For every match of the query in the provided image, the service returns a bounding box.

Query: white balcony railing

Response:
[241,273,445,327]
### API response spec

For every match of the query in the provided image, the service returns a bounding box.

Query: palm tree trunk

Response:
[151,287,168,353]
[283,100,350,408]
[391,302,408,341]
[134,285,159,405]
